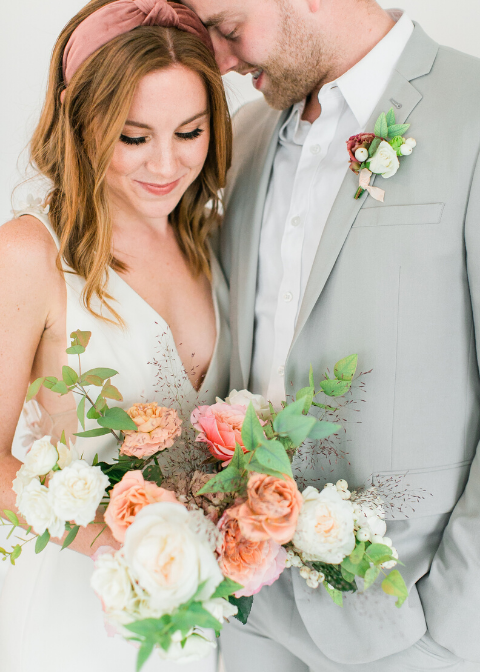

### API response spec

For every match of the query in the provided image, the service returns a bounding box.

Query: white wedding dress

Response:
[0,204,231,672]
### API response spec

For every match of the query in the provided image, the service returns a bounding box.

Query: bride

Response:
[0,0,231,670]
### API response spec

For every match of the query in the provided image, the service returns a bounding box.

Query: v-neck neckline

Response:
[109,258,220,395]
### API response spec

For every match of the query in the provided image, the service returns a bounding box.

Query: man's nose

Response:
[210,34,241,75]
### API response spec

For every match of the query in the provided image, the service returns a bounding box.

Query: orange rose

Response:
[217,504,286,597]
[104,470,180,542]
[237,473,303,545]
[121,403,182,458]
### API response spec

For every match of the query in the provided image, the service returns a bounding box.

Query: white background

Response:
[0,1,479,581]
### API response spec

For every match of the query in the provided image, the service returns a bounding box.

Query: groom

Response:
[182,0,480,669]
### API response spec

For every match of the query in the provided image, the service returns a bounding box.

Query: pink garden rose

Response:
[237,473,303,545]
[121,402,182,459]
[346,132,376,172]
[191,402,248,465]
[217,504,287,598]
[104,470,179,542]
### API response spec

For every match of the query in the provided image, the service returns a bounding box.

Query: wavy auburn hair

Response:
[30,0,232,324]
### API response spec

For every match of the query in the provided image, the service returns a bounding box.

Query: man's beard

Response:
[257,5,334,110]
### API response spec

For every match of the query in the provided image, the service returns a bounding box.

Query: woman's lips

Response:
[135,178,181,196]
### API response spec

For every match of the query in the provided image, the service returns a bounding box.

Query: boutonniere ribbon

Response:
[346,108,416,202]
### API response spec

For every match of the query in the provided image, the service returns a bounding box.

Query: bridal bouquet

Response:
[2,330,408,669]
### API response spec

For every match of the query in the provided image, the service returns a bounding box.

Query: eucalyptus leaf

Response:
[349,541,365,565]
[62,366,78,386]
[172,602,222,632]
[51,381,70,395]
[334,354,358,381]
[245,456,286,480]
[74,427,111,438]
[83,367,118,380]
[308,421,341,441]
[364,565,380,590]
[26,377,45,402]
[319,379,351,397]
[83,375,104,387]
[3,510,19,527]
[43,376,59,390]
[97,406,137,431]
[251,440,293,477]
[136,642,154,672]
[61,524,80,550]
[273,398,316,445]
[102,382,123,401]
[35,530,50,554]
[381,569,408,608]
[365,543,393,564]
[296,386,315,413]
[70,329,91,348]
[10,545,21,563]
[197,463,243,495]
[125,618,167,637]
[77,396,86,430]
[309,364,315,389]
[341,556,369,578]
[340,566,356,584]
[66,345,85,355]
[87,405,101,420]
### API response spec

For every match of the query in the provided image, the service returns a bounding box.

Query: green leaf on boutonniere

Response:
[387,123,410,138]
[309,364,315,389]
[368,137,382,157]
[349,541,365,565]
[374,112,388,138]
[386,107,396,126]
[389,135,404,150]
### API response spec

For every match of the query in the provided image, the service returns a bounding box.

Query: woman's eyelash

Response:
[120,134,146,146]
[176,128,204,140]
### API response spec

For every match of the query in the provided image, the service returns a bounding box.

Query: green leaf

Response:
[87,405,101,420]
[365,543,393,564]
[59,430,67,446]
[296,386,315,413]
[211,577,244,599]
[172,602,222,632]
[43,376,59,390]
[368,136,382,158]
[3,510,19,526]
[136,642,155,672]
[97,406,137,431]
[386,107,396,127]
[334,354,358,381]
[35,529,50,553]
[70,329,91,348]
[340,566,356,584]
[307,421,341,441]
[83,375,104,387]
[273,399,316,446]
[77,395,86,430]
[341,556,370,578]
[62,366,78,386]
[230,442,247,471]
[349,541,365,565]
[26,377,45,402]
[309,364,315,389]
[74,427,111,438]
[125,618,168,637]
[83,367,118,381]
[389,135,404,150]
[387,123,410,138]
[197,465,243,494]
[324,582,343,606]
[66,345,85,355]
[364,566,380,590]
[102,381,123,401]
[61,524,80,549]
[95,394,107,412]
[241,402,265,452]
[10,545,22,564]
[374,112,388,138]
[382,569,408,608]
[92,453,99,466]
[228,595,253,624]
[250,440,293,478]
[319,379,351,397]
[143,464,163,487]
[51,381,70,395]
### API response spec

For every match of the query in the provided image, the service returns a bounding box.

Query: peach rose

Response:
[217,504,286,598]
[237,473,303,545]
[191,402,248,465]
[104,470,179,542]
[121,403,182,458]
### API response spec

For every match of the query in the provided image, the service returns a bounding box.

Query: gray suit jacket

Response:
[220,24,480,664]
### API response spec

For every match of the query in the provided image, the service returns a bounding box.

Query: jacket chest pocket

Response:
[352,202,445,228]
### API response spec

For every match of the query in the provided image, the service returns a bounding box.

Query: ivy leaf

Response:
[365,543,393,564]
[66,345,85,355]
[26,377,45,402]
[74,427,111,438]
[386,107,396,126]
[136,642,155,672]
[62,366,78,386]
[374,112,388,138]
[211,577,244,600]
[324,582,343,606]
[228,595,253,624]
[364,566,380,590]
[3,510,19,526]
[296,386,315,413]
[241,402,265,452]
[61,524,80,550]
[70,329,91,348]
[382,570,408,608]
[334,354,358,381]
[35,529,50,554]
[387,123,410,138]
[308,421,341,441]
[273,399,316,446]
[97,406,137,431]
[249,440,293,478]
[319,379,351,397]
[102,381,123,401]
[368,137,382,158]
[341,556,369,578]
[77,396,86,430]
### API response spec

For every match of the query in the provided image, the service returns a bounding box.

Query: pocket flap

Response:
[353,203,445,228]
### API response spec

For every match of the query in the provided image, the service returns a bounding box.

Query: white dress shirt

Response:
[250,11,414,407]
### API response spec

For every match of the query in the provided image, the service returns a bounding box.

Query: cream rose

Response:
[123,502,223,615]
[91,549,137,621]
[292,486,356,564]
[157,631,216,663]
[369,141,400,179]
[49,460,109,527]
[225,390,271,420]
[17,479,65,538]
[56,442,80,470]
[12,465,35,498]
[23,436,58,477]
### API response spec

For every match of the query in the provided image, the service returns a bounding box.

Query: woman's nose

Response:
[145,142,178,178]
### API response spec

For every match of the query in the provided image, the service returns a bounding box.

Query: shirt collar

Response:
[279,9,414,142]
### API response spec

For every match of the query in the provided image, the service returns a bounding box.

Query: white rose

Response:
[203,597,238,624]
[225,389,271,420]
[91,550,137,620]
[157,632,216,663]
[369,140,400,179]
[49,460,109,526]
[123,503,223,615]
[56,442,80,470]
[12,465,35,498]
[17,479,65,538]
[292,486,356,564]
[23,436,58,477]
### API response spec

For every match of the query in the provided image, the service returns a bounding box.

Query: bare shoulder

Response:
[0,215,59,275]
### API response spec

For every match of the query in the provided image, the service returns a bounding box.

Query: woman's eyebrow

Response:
[124,120,153,130]
[178,110,209,126]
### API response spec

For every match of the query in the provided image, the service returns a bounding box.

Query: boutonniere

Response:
[346,108,416,202]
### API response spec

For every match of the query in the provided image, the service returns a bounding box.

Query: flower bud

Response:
[336,479,348,492]
[306,577,319,589]
[300,567,311,579]
[400,144,413,156]
[372,535,384,544]
[356,528,370,542]
[382,536,393,547]
[355,147,369,162]
[405,138,417,148]
[339,489,351,500]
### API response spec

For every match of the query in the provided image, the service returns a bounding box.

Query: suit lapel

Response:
[234,109,289,387]
[291,24,438,349]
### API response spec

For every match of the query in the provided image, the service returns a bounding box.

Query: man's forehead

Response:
[181,0,239,25]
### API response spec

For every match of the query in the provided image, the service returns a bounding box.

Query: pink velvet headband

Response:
[62,0,214,85]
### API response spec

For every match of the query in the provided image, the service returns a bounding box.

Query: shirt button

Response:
[310,144,321,155]
[278,365,285,376]
[283,291,293,303]
[291,216,302,227]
